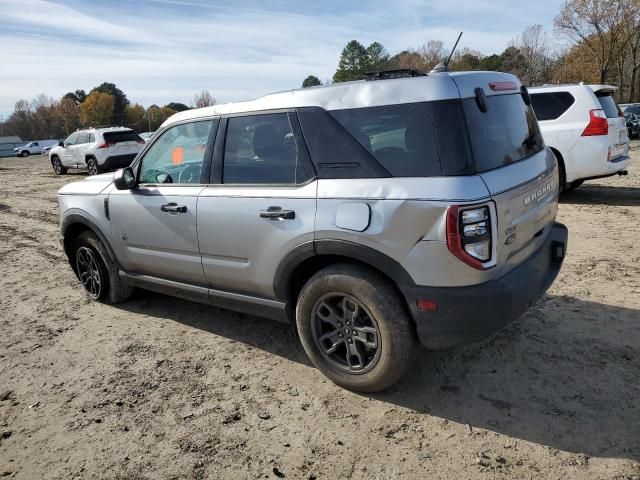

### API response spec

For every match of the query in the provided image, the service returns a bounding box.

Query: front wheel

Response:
[51,156,67,175]
[296,264,417,392]
[75,231,133,303]
[21,151,30,157]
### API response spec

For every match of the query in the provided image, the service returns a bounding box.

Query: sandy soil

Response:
[0,150,639,480]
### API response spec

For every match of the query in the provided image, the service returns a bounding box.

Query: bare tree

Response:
[418,40,446,71]
[193,90,215,108]
[514,25,552,85]
[555,0,640,84]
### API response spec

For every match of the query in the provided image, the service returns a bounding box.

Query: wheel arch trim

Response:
[273,239,416,303]
[61,211,118,271]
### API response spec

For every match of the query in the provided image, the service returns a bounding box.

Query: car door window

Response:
[65,133,79,146]
[32,142,39,147]
[88,134,95,143]
[77,133,89,144]
[223,113,299,184]
[139,120,213,184]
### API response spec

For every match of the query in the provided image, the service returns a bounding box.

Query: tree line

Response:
[303,0,640,103]
[0,86,215,141]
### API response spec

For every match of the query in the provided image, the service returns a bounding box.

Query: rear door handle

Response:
[161,203,187,213]
[259,206,295,220]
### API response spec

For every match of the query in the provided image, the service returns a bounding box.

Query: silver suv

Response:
[58,70,568,392]
[50,127,144,176]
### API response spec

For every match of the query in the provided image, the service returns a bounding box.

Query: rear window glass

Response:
[531,92,575,121]
[103,130,142,143]
[463,93,544,173]
[596,93,621,118]
[330,103,442,177]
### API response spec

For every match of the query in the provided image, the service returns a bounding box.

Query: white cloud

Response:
[0,0,564,116]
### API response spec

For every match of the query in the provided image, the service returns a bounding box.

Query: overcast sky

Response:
[0,0,566,117]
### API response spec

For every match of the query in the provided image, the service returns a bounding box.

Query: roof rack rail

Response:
[77,125,125,131]
[364,69,427,81]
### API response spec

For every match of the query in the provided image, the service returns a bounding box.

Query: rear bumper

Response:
[401,222,568,349]
[100,154,137,171]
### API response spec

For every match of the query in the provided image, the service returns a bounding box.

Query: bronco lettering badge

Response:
[524,181,553,206]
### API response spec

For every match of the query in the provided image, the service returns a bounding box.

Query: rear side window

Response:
[596,93,621,118]
[463,93,544,173]
[223,113,300,184]
[103,130,142,143]
[88,134,95,143]
[331,103,442,177]
[77,133,89,144]
[530,92,575,121]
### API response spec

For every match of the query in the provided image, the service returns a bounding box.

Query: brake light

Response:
[489,81,517,91]
[446,205,492,270]
[581,109,608,136]
[98,142,114,149]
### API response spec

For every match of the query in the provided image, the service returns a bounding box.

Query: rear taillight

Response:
[581,109,608,136]
[446,205,492,270]
[98,142,114,149]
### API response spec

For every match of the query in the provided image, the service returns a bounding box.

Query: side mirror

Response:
[59,141,64,147]
[113,167,136,190]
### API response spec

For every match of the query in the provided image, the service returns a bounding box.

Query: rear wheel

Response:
[296,264,417,392]
[86,158,99,176]
[51,156,67,175]
[74,231,133,303]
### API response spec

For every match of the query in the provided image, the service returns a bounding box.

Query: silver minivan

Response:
[58,70,568,392]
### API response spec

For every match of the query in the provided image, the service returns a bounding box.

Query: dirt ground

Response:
[0,150,639,480]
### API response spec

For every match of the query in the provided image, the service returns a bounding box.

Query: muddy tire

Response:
[296,264,417,393]
[75,231,133,304]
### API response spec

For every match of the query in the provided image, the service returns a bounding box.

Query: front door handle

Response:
[161,203,187,213]
[259,206,295,220]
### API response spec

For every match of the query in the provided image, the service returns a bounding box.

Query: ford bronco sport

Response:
[58,70,568,392]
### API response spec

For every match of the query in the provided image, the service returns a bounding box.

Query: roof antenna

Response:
[431,31,463,73]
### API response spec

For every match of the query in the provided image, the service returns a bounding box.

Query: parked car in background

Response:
[41,142,60,155]
[14,140,59,157]
[530,83,630,190]
[57,70,568,392]
[139,131,155,143]
[49,127,144,176]
[625,112,640,139]
[620,103,640,115]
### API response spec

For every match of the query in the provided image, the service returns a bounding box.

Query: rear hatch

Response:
[103,130,144,155]
[451,73,558,273]
[591,86,628,160]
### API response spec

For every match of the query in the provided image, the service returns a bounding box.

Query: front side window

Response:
[139,120,213,184]
[223,113,299,184]
[77,133,89,144]
[65,132,79,146]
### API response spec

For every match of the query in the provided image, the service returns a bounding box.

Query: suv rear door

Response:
[592,86,628,160]
[197,112,317,300]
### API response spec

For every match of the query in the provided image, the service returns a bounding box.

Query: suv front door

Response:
[197,112,317,299]
[60,132,80,167]
[108,119,217,285]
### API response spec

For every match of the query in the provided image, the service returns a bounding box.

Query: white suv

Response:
[49,127,144,176]
[529,84,630,190]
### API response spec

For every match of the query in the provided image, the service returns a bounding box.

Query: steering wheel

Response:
[178,163,201,184]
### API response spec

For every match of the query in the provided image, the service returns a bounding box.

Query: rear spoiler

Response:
[589,85,617,95]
